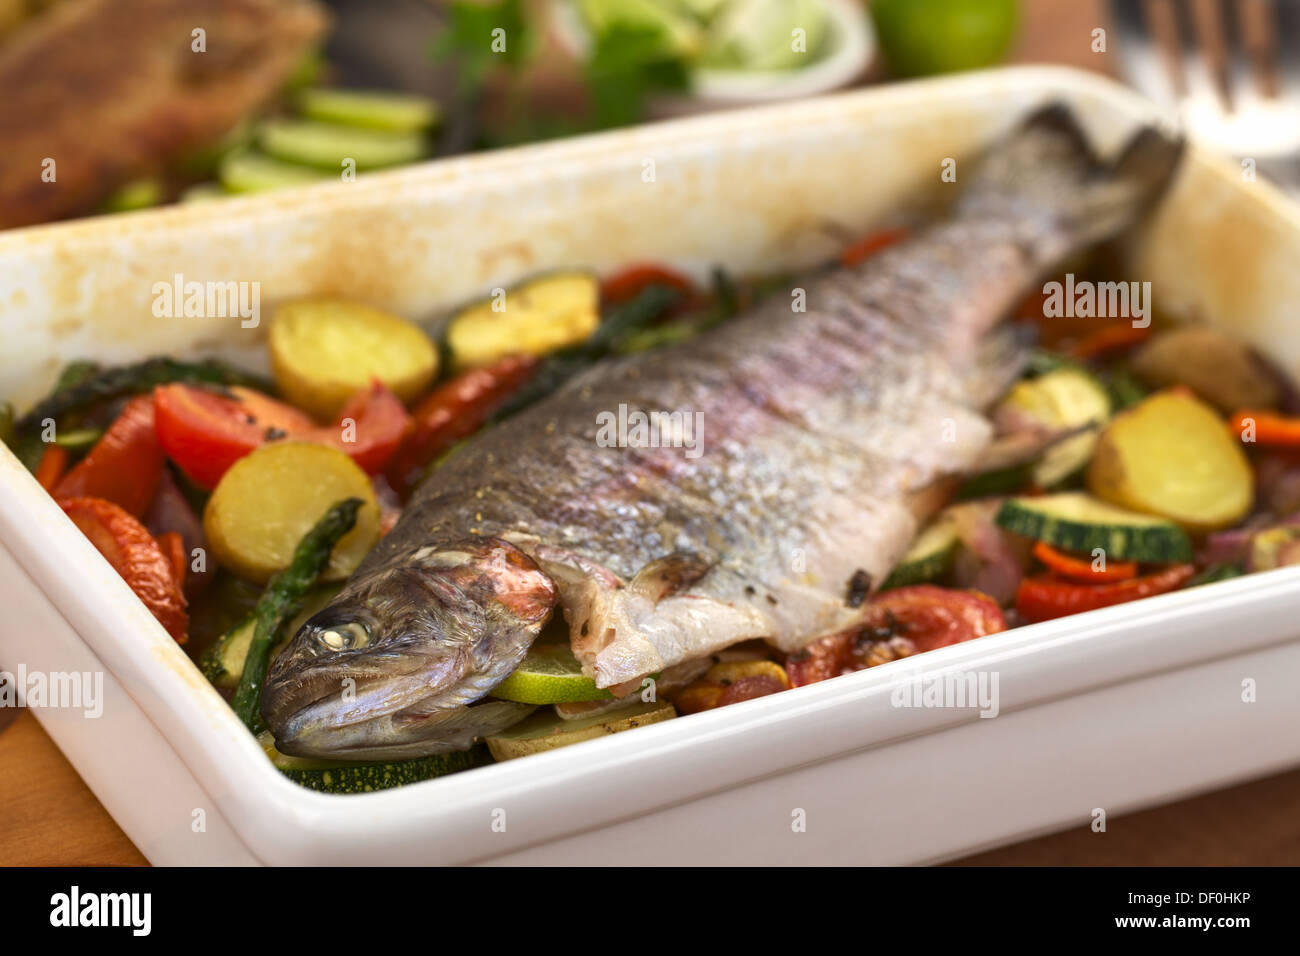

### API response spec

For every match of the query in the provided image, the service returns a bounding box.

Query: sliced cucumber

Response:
[218,148,330,194]
[258,119,429,171]
[259,732,488,793]
[998,367,1111,488]
[486,700,676,761]
[996,492,1193,563]
[881,514,960,589]
[296,88,440,133]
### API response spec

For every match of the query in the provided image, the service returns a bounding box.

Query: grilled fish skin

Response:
[263,106,1184,758]
[0,0,327,229]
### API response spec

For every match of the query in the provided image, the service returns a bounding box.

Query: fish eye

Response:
[316,621,370,651]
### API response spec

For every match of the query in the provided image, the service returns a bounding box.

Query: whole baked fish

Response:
[263,107,1183,759]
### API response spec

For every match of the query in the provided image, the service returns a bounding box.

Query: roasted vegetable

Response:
[599,263,696,306]
[269,299,438,419]
[60,496,188,643]
[295,88,440,133]
[785,586,1005,687]
[485,700,675,761]
[445,272,601,370]
[260,732,489,793]
[1230,410,1300,448]
[203,443,380,584]
[672,660,790,715]
[1086,391,1253,533]
[880,513,961,589]
[1130,326,1280,414]
[996,493,1192,563]
[1015,564,1196,623]
[202,585,341,689]
[52,396,164,516]
[1031,541,1137,583]
[231,498,362,731]
[994,367,1110,487]
[15,357,270,436]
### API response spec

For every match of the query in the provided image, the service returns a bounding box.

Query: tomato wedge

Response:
[154,384,317,488]
[1015,564,1196,623]
[329,381,411,475]
[154,382,409,487]
[1032,540,1138,583]
[786,585,1006,687]
[53,395,164,516]
[60,496,188,643]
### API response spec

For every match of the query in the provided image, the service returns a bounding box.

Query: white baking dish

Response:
[3,66,1300,866]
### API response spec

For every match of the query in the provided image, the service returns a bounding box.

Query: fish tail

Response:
[958,103,1185,257]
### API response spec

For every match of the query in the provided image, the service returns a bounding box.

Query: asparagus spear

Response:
[231,498,362,733]
[15,356,272,434]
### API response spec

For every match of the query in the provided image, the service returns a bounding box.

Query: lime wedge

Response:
[491,644,613,704]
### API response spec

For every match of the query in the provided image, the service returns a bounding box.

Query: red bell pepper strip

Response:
[1032,540,1138,583]
[1067,323,1151,360]
[34,443,69,492]
[385,354,538,497]
[1015,564,1196,624]
[53,395,164,516]
[1230,409,1300,447]
[786,585,1006,687]
[60,496,188,643]
[156,530,188,591]
[599,263,697,307]
[839,227,909,268]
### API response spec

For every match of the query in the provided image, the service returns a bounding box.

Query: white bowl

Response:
[548,0,876,115]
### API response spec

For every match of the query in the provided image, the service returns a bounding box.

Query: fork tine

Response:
[1188,0,1233,110]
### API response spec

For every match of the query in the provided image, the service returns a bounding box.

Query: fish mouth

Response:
[261,537,555,760]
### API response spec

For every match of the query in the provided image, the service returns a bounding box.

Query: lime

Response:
[870,0,1018,77]
[491,644,613,704]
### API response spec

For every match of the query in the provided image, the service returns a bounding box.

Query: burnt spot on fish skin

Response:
[580,620,589,637]
[845,569,872,608]
[744,585,756,596]
[264,426,288,441]
[765,594,778,606]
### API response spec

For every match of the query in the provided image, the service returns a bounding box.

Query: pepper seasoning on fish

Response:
[262,106,1184,759]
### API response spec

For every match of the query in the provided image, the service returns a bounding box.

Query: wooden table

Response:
[4,0,1298,867]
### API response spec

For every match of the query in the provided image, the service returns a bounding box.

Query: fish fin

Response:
[959,103,1184,254]
[627,551,715,602]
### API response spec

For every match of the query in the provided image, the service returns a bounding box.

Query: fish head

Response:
[261,537,556,760]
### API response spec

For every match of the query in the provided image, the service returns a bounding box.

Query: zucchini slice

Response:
[881,514,960,589]
[259,733,489,793]
[995,492,1193,563]
[445,271,600,370]
[997,367,1111,488]
[257,118,429,170]
[486,700,676,761]
[296,88,440,133]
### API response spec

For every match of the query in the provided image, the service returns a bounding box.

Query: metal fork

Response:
[1109,0,1300,193]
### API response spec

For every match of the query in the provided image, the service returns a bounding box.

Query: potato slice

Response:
[486,700,675,761]
[270,299,438,419]
[204,442,380,583]
[445,271,599,370]
[1130,326,1280,414]
[1086,391,1253,533]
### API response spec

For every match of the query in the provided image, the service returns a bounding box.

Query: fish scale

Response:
[262,106,1185,758]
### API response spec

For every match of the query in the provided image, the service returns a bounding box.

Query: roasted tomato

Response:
[60,496,188,643]
[786,585,1006,687]
[53,396,164,516]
